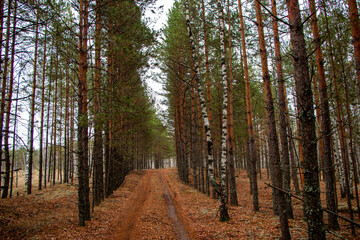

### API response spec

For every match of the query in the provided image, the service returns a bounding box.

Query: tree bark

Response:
[347,0,360,100]
[286,0,326,238]
[52,51,59,186]
[308,0,339,229]
[255,0,290,238]
[201,0,211,196]
[44,56,54,189]
[343,65,360,222]
[216,0,230,222]
[78,0,91,226]
[0,0,12,190]
[271,0,293,219]
[2,0,17,198]
[184,0,228,221]
[27,3,40,194]
[38,25,47,191]
[92,0,104,207]
[237,0,258,212]
[226,0,238,207]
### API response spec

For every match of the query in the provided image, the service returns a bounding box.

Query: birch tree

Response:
[184,0,229,222]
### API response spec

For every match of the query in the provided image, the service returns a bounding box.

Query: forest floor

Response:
[0,168,359,239]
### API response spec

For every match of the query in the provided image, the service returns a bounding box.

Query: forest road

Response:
[110,169,190,240]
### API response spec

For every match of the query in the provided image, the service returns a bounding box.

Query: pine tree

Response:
[285,0,325,238]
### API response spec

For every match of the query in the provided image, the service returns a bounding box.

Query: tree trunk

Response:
[92,0,104,207]
[27,4,40,194]
[64,65,70,184]
[286,0,326,238]
[38,25,47,191]
[44,56,54,189]
[226,0,238,206]
[191,74,197,189]
[216,0,230,222]
[70,92,75,183]
[308,0,339,229]
[343,66,360,222]
[184,0,228,221]
[9,74,20,197]
[2,0,17,198]
[0,0,12,190]
[52,51,59,186]
[0,0,5,72]
[347,0,360,99]
[271,0,293,219]
[255,0,290,238]
[322,1,354,233]
[78,0,91,226]
[237,0,258,212]
[201,0,211,196]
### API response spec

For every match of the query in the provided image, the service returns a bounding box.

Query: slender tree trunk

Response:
[308,0,339,229]
[93,0,104,206]
[237,0,259,212]
[27,5,40,194]
[70,92,75,183]
[9,76,19,197]
[322,1,354,233]
[201,0,211,196]
[255,0,289,238]
[288,125,300,195]
[201,0,211,128]
[271,0,293,219]
[347,0,360,99]
[78,0,91,226]
[38,26,47,191]
[216,0,230,222]
[343,69,360,221]
[58,86,63,183]
[105,49,113,197]
[191,74,197,189]
[184,0,228,221]
[52,52,58,186]
[0,0,5,72]
[64,65,69,183]
[44,56,53,189]
[179,71,187,183]
[0,0,13,190]
[333,67,354,233]
[2,0,17,198]
[286,0,325,238]
[226,0,238,206]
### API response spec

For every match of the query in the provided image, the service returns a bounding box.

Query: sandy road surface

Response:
[110,169,190,240]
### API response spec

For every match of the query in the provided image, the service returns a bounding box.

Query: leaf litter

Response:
[0,168,358,239]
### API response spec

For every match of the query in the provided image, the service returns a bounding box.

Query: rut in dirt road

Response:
[110,170,190,240]
[161,171,190,240]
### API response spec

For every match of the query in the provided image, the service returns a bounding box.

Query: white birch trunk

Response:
[184,0,216,187]
[184,0,230,221]
[335,136,346,197]
[216,0,228,199]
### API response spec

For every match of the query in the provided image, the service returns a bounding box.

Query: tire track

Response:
[160,170,190,240]
[110,171,152,240]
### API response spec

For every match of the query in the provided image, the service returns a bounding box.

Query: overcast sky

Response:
[145,0,175,113]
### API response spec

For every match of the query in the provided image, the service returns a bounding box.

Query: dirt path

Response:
[160,170,190,240]
[110,169,190,240]
[1,168,358,239]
